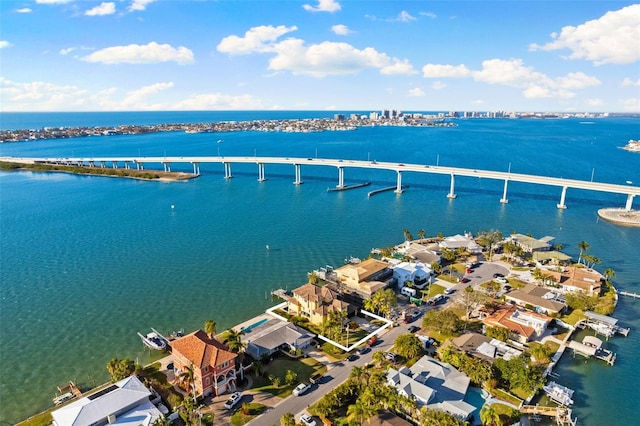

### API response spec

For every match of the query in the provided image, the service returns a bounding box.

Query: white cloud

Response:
[422,64,470,78]
[408,87,425,97]
[16,8,32,13]
[472,99,485,105]
[217,25,297,55]
[60,47,76,55]
[331,24,352,35]
[0,77,88,111]
[585,98,604,107]
[85,2,115,16]
[35,0,71,4]
[395,11,417,22]
[529,4,640,65]
[622,77,640,87]
[0,41,13,49]
[219,25,415,77]
[121,82,174,108]
[620,98,640,112]
[303,0,341,13]
[128,0,155,12]
[423,58,600,99]
[431,81,446,90]
[420,12,437,19]
[174,93,264,110]
[82,42,194,64]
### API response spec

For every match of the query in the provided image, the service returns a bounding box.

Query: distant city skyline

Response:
[1,0,639,112]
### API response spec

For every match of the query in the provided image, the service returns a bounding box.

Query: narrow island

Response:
[22,229,630,426]
[0,161,198,182]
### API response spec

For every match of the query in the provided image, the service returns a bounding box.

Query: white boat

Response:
[53,391,75,406]
[138,328,169,350]
[543,381,574,406]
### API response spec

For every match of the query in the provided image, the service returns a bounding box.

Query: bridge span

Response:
[3,155,639,211]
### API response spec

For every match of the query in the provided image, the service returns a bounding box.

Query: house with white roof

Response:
[51,375,163,426]
[386,355,475,420]
[439,234,480,253]
[392,261,434,289]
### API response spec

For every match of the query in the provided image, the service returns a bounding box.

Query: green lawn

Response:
[251,356,326,398]
[230,402,267,426]
[422,284,446,298]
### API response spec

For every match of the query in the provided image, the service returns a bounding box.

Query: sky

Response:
[0,0,639,112]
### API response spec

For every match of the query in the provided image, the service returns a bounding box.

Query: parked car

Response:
[494,277,508,284]
[224,392,242,409]
[309,373,323,385]
[384,352,397,362]
[367,336,378,347]
[358,346,370,355]
[408,325,420,333]
[293,382,311,396]
[460,278,470,283]
[493,273,505,278]
[300,414,317,426]
[346,354,359,362]
[444,288,455,295]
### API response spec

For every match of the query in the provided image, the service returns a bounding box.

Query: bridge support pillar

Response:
[337,166,345,188]
[395,171,403,194]
[293,164,303,185]
[192,162,200,175]
[557,186,568,209]
[100,161,106,168]
[257,163,266,182]
[625,194,635,211]
[500,179,509,204]
[124,161,130,170]
[223,162,232,179]
[89,161,95,167]
[113,161,118,169]
[447,174,457,199]
[163,162,171,172]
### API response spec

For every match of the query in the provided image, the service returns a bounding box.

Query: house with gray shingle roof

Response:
[386,355,475,420]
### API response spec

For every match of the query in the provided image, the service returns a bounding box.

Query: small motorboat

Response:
[138,328,169,350]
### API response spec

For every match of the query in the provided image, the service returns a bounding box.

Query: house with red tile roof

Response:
[545,266,603,296]
[170,329,237,397]
[482,305,552,344]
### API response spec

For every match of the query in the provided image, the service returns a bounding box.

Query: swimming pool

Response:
[464,387,490,425]
[241,318,269,333]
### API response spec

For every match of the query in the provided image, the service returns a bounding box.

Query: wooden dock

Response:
[618,290,640,299]
[521,405,576,426]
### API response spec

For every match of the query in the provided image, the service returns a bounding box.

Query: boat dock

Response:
[327,181,371,192]
[368,185,409,197]
[521,405,577,426]
[581,311,630,337]
[270,288,289,301]
[567,335,617,366]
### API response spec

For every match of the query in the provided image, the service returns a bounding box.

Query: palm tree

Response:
[480,404,501,426]
[178,363,196,401]
[403,228,413,242]
[347,399,377,424]
[417,229,426,240]
[204,320,217,339]
[577,241,590,265]
[225,329,247,380]
[603,268,616,282]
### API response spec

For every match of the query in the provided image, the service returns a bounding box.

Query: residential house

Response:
[545,266,603,296]
[51,375,163,426]
[241,319,316,359]
[333,258,393,298]
[287,283,352,326]
[504,284,566,315]
[511,234,555,253]
[396,242,441,265]
[386,355,476,420]
[170,329,238,397]
[482,305,552,343]
[439,234,481,253]
[392,261,434,289]
[448,332,522,363]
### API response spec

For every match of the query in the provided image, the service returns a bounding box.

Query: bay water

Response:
[1,112,639,425]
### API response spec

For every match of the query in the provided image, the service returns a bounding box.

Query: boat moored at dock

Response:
[138,328,169,351]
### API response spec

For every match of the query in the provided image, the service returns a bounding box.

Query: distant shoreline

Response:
[0,161,198,182]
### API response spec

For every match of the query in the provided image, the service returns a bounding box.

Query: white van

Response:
[401,286,417,297]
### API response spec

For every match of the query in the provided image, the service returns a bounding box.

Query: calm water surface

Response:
[1,113,639,424]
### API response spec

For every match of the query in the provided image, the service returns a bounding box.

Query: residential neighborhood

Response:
[44,231,626,426]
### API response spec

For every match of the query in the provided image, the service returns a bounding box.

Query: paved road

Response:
[246,318,414,426]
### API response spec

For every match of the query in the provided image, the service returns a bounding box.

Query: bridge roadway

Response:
[3,155,639,210]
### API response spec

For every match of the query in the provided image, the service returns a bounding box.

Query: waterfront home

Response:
[51,375,163,426]
[170,330,238,397]
[334,258,393,298]
[504,284,566,315]
[510,233,555,253]
[241,319,316,359]
[392,261,434,289]
[438,234,481,253]
[287,283,353,326]
[482,305,553,343]
[396,241,441,265]
[544,266,603,296]
[386,355,475,420]
[447,332,522,363]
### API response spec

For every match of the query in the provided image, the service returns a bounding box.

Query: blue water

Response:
[1,113,639,424]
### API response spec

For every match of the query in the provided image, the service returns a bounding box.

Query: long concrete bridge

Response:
[3,155,639,211]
